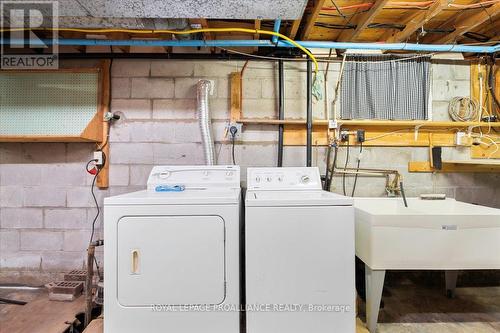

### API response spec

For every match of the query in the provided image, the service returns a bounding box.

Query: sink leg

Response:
[365,265,385,333]
[445,270,459,298]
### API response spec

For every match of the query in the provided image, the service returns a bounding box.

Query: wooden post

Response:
[230,72,242,122]
[470,61,491,118]
[428,133,434,168]
[97,60,111,189]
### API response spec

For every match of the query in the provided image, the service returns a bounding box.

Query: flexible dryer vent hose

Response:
[197,80,217,165]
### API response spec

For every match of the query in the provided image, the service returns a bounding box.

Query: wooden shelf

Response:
[0,136,100,142]
[238,119,318,125]
[409,160,500,173]
[238,118,500,128]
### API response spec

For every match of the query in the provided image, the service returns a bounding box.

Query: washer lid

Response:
[245,190,353,207]
[105,188,241,205]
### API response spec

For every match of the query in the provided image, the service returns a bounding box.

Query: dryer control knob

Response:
[300,175,310,183]
[255,176,261,183]
[159,171,171,179]
[226,171,234,177]
[266,176,272,182]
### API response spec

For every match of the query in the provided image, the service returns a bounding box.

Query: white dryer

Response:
[245,167,355,333]
[104,165,241,333]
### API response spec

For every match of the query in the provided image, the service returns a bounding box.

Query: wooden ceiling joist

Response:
[253,19,261,51]
[289,19,302,39]
[337,0,390,42]
[254,19,261,39]
[386,0,449,43]
[299,0,327,40]
[189,18,212,40]
[433,3,500,44]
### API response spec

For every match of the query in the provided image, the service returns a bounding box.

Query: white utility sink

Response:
[354,198,500,333]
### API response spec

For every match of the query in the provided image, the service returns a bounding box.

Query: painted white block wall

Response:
[0,59,499,284]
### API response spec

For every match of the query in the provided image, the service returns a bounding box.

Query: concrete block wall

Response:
[1,59,499,284]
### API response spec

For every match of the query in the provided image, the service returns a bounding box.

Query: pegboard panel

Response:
[0,72,99,136]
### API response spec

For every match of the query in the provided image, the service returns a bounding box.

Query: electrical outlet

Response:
[227,123,242,140]
[328,120,338,129]
[356,130,366,143]
[94,151,104,166]
[455,132,472,146]
[340,130,349,142]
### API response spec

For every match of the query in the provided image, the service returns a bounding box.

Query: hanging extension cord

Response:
[85,109,120,280]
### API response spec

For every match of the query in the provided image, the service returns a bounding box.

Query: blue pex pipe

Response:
[4,38,500,53]
[271,19,281,44]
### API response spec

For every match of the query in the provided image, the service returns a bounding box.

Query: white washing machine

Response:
[104,165,241,333]
[245,167,355,333]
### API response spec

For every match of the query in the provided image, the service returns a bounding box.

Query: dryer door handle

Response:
[131,249,140,274]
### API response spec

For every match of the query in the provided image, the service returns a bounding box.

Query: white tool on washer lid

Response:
[147,165,240,191]
[420,193,447,200]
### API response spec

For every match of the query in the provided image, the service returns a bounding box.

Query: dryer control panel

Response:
[147,165,240,190]
[246,167,321,191]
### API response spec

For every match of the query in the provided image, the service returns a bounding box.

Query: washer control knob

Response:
[226,171,234,177]
[255,176,261,183]
[300,175,310,184]
[266,176,272,182]
[277,176,283,182]
[159,171,170,179]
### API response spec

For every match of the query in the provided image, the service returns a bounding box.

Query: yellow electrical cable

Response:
[0,27,319,73]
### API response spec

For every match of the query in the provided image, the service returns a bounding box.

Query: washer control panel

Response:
[147,165,240,190]
[247,167,321,190]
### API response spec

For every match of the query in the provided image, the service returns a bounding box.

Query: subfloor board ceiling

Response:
[55,0,308,20]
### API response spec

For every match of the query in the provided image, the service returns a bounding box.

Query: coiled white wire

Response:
[448,96,479,122]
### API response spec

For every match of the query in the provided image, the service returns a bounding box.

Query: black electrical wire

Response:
[324,143,332,190]
[342,140,350,196]
[319,10,370,19]
[88,159,102,245]
[315,22,356,30]
[368,23,405,31]
[463,31,491,43]
[329,0,347,19]
[400,181,408,208]
[488,55,500,116]
[351,142,363,197]
[231,135,236,165]
[316,22,409,31]
[426,28,455,34]
[86,149,107,281]
[228,125,238,165]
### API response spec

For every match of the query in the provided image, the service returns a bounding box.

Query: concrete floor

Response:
[1,279,499,333]
[357,280,500,332]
